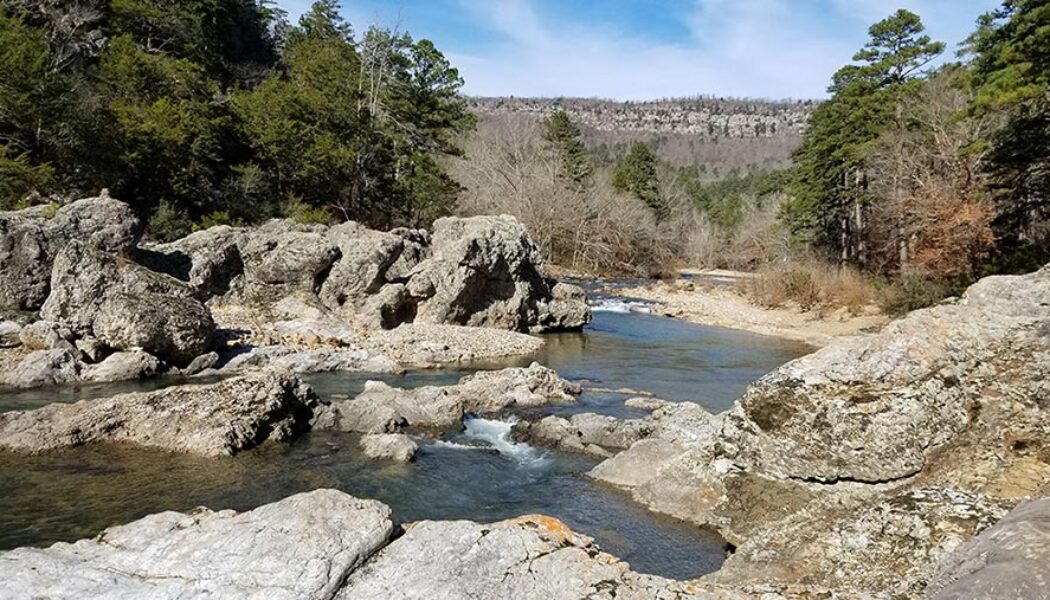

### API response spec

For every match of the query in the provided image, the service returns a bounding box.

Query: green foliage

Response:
[148,201,193,242]
[0,146,53,210]
[877,274,958,316]
[966,0,1050,246]
[688,168,791,233]
[194,211,243,231]
[0,0,469,234]
[234,4,469,228]
[543,110,592,184]
[281,195,334,225]
[613,142,664,218]
[784,9,943,252]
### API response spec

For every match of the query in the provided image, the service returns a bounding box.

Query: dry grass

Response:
[743,258,878,315]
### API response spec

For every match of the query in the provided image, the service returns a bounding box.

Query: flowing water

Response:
[0,298,811,580]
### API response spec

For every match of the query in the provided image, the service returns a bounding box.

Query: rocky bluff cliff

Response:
[470,96,815,171]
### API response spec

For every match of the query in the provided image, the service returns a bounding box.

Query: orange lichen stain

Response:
[515,514,576,543]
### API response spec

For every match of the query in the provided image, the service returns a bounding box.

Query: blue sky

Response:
[276,0,1002,100]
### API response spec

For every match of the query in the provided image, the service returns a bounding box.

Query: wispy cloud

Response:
[278,0,1000,100]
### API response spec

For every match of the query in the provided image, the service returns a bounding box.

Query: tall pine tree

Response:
[785,9,943,263]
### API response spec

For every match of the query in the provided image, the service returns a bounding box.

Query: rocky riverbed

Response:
[1,193,1049,598]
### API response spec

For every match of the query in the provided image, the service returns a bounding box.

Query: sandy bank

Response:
[611,272,888,347]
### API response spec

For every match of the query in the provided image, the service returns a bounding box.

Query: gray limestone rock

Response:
[0,370,321,456]
[359,433,418,462]
[927,497,1050,600]
[82,350,161,383]
[0,489,393,600]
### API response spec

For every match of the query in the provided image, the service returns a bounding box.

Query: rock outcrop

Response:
[0,370,321,456]
[0,490,393,600]
[0,193,141,311]
[0,195,587,390]
[404,216,589,332]
[316,363,580,434]
[583,264,1050,596]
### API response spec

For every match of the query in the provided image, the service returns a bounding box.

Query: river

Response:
[0,299,810,580]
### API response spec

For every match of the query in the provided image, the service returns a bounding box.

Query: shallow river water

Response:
[0,301,810,580]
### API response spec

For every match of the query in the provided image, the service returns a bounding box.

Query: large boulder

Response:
[136,225,245,300]
[0,193,141,311]
[403,216,590,332]
[0,490,393,600]
[239,220,341,302]
[318,222,405,314]
[41,242,214,365]
[92,293,214,365]
[0,370,321,456]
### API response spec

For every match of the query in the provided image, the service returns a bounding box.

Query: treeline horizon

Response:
[2,0,1048,299]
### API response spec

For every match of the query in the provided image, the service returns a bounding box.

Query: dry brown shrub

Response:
[447,117,683,276]
[869,68,1003,277]
[743,258,877,314]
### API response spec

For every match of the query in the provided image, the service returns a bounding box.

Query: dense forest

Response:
[0,0,471,238]
[2,1,1049,304]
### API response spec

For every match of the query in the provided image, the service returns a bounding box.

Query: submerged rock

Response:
[0,370,321,456]
[0,490,393,600]
[516,412,652,457]
[359,433,418,463]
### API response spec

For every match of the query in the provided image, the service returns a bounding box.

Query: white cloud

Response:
[278,0,999,100]
[453,0,853,100]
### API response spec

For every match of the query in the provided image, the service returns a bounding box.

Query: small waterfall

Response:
[589,299,653,314]
[433,417,549,467]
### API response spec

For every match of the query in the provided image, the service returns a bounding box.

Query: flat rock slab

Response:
[0,370,321,456]
[0,489,393,600]
[338,514,680,600]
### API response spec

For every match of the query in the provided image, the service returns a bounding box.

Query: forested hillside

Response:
[2,1,1048,300]
[0,0,471,238]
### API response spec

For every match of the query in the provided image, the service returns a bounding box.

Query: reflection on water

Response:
[0,309,810,580]
[0,427,726,579]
